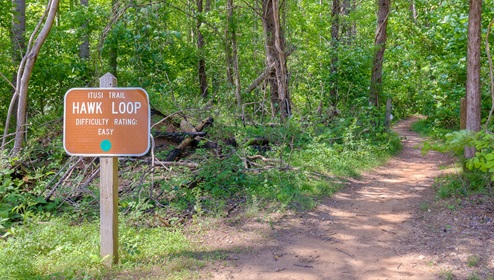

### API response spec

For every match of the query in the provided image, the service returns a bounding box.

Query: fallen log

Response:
[153,160,200,168]
[165,117,214,161]
[153,131,207,145]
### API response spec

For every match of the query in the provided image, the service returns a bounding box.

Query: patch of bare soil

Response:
[195,118,494,280]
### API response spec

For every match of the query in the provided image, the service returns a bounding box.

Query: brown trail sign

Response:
[64,87,150,156]
[63,73,150,266]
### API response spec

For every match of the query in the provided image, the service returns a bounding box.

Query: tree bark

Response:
[465,0,482,158]
[409,0,417,22]
[342,0,355,44]
[2,0,26,148]
[261,0,291,121]
[225,4,234,86]
[165,117,213,161]
[11,0,26,87]
[109,0,118,76]
[79,0,90,59]
[226,0,242,110]
[11,0,60,155]
[369,0,390,107]
[329,0,340,108]
[197,0,209,98]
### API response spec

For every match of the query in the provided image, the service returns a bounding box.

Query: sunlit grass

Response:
[0,216,200,279]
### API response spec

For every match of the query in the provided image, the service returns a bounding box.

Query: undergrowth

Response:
[414,118,493,199]
[0,215,197,279]
[0,108,401,278]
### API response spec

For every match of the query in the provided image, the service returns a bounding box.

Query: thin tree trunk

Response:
[227,0,242,110]
[11,0,26,89]
[11,0,60,155]
[197,0,209,98]
[369,0,390,107]
[3,0,26,148]
[342,0,355,44]
[225,1,234,85]
[409,0,417,22]
[465,0,482,158]
[317,0,324,115]
[79,0,90,59]
[329,0,340,108]
[109,0,118,76]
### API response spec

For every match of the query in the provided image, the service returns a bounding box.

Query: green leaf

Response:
[485,153,494,161]
[485,160,494,169]
[466,159,474,170]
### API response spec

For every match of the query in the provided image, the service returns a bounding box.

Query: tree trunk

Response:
[2,0,26,148]
[79,0,90,59]
[342,0,355,44]
[11,0,26,84]
[11,0,60,155]
[261,0,291,121]
[409,0,417,22]
[226,0,242,111]
[109,0,118,76]
[197,0,209,98]
[369,0,390,107]
[225,15,234,85]
[329,0,340,108]
[465,0,482,159]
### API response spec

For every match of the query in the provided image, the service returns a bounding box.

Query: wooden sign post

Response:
[99,73,119,266]
[63,73,150,266]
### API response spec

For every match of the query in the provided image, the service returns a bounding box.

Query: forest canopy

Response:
[1,0,492,131]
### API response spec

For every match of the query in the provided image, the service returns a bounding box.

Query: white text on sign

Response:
[111,102,142,114]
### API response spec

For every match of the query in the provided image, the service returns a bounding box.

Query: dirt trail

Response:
[201,118,493,280]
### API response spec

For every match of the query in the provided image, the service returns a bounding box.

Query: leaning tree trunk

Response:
[465,0,482,159]
[9,0,60,155]
[261,0,291,121]
[369,0,390,107]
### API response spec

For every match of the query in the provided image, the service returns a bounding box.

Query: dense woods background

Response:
[1,0,494,277]
[1,0,492,132]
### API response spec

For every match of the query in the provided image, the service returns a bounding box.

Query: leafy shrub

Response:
[423,129,493,195]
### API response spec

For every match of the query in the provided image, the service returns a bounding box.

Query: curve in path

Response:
[209,118,454,280]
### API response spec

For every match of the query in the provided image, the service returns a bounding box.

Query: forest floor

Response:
[190,117,494,280]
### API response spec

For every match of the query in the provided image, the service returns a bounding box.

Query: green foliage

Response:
[0,1,440,277]
[0,216,194,279]
[0,115,66,231]
[411,118,453,140]
[423,129,493,197]
[188,113,400,212]
[0,151,54,231]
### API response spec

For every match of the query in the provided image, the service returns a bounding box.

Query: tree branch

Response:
[246,63,275,93]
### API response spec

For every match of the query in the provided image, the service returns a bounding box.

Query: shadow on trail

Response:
[197,118,464,280]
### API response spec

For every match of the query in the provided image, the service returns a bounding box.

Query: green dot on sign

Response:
[100,140,112,152]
